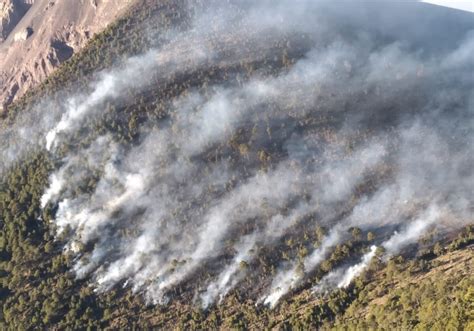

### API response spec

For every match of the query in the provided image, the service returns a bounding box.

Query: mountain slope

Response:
[0,1,473,330]
[0,0,135,112]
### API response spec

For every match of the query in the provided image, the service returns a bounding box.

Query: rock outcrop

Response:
[0,0,135,111]
[13,26,32,41]
[0,0,32,42]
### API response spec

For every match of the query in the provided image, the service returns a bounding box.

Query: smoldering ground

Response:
[8,0,470,308]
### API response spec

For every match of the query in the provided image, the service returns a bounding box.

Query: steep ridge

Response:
[0,0,136,112]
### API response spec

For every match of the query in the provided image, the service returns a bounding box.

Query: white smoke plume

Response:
[311,245,378,294]
[262,227,343,308]
[337,245,377,289]
[200,234,256,308]
[44,46,207,151]
[41,173,65,209]
[20,0,473,309]
[312,204,442,293]
[40,135,119,209]
[382,205,441,256]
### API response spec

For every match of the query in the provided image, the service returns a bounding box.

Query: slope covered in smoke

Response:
[0,0,472,329]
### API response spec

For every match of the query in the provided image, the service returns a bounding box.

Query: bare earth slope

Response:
[0,0,135,111]
[0,0,32,42]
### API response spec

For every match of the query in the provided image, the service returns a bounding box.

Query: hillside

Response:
[0,0,473,329]
[0,0,135,112]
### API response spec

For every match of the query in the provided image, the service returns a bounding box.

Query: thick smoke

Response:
[311,245,378,294]
[29,0,474,309]
[312,204,442,293]
[44,51,161,151]
[262,227,343,308]
[200,234,256,308]
[382,204,442,256]
[337,245,377,288]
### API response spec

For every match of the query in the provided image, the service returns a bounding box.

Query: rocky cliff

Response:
[0,0,31,42]
[0,0,135,112]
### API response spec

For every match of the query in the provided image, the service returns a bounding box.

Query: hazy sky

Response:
[422,0,474,12]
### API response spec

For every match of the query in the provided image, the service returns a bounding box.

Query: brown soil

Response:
[0,0,136,112]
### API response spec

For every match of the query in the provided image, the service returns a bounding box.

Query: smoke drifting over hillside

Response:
[23,0,474,308]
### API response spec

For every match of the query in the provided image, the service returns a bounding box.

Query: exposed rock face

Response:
[0,0,135,111]
[13,26,32,41]
[0,0,31,42]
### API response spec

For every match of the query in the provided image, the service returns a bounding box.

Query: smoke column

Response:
[28,0,474,308]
